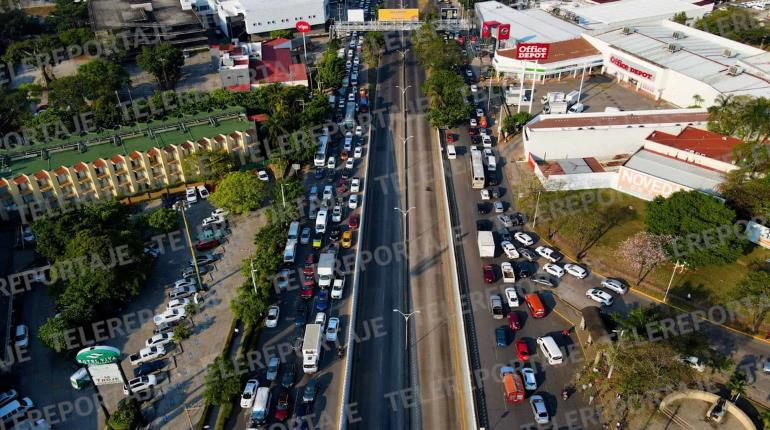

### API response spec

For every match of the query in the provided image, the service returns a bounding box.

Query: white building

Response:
[545,0,710,31]
[182,0,329,37]
[475,1,585,48]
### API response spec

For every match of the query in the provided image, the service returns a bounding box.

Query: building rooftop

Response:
[526,108,709,130]
[559,0,708,29]
[624,148,724,193]
[592,20,770,96]
[475,1,584,43]
[1,117,251,180]
[496,37,600,64]
[646,126,742,162]
[91,0,201,29]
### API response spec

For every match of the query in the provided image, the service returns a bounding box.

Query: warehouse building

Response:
[524,109,742,200]
[183,0,329,37]
[543,0,710,31]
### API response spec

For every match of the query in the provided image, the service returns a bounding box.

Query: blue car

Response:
[495,327,507,348]
[315,290,329,311]
[133,359,166,377]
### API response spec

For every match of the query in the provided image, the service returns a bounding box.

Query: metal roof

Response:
[557,158,593,174]
[623,149,724,193]
[560,0,708,29]
[475,1,584,43]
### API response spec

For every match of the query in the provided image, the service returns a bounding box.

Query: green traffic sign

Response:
[76,346,121,365]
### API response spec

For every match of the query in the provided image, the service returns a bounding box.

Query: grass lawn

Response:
[527,188,770,331]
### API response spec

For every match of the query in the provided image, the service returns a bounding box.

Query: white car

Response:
[327,157,336,169]
[351,178,361,193]
[520,367,537,391]
[347,93,355,102]
[167,298,190,311]
[169,285,197,300]
[129,345,166,365]
[332,205,343,222]
[504,287,519,307]
[480,189,490,200]
[514,232,535,246]
[202,214,224,227]
[543,263,565,278]
[211,208,229,218]
[14,325,29,348]
[300,227,311,244]
[185,188,197,204]
[265,305,280,328]
[123,375,157,395]
[353,57,360,65]
[240,379,259,408]
[348,194,359,209]
[475,108,484,117]
[530,395,549,424]
[331,277,345,299]
[326,317,340,342]
[601,278,628,294]
[196,185,209,199]
[470,84,478,93]
[345,158,355,169]
[153,308,187,325]
[564,263,588,279]
[354,147,363,159]
[146,333,174,348]
[586,288,614,306]
[355,126,363,136]
[470,118,478,127]
[500,240,518,258]
[501,262,516,284]
[257,170,270,181]
[322,185,334,201]
[682,356,706,372]
[535,245,563,263]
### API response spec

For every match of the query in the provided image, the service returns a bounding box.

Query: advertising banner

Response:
[609,56,654,80]
[378,8,419,21]
[514,43,550,60]
[76,346,121,365]
[616,167,688,201]
[89,363,124,386]
[347,9,365,22]
[481,20,498,38]
[497,23,511,40]
[441,7,458,19]
[295,21,311,32]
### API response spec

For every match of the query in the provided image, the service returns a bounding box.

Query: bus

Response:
[470,147,485,189]
[314,135,329,167]
[344,102,357,129]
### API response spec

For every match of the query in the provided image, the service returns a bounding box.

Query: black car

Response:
[341,168,353,179]
[302,379,317,403]
[281,363,296,388]
[329,226,341,242]
[153,321,179,335]
[513,262,531,278]
[495,326,507,347]
[531,273,557,287]
[511,212,526,226]
[315,168,325,179]
[476,219,493,232]
[133,359,166,377]
[498,227,512,242]
[490,187,501,199]
[295,302,307,326]
[518,248,537,262]
[477,202,491,215]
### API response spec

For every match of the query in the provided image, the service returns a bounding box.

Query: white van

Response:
[447,145,457,159]
[604,106,621,113]
[288,221,300,241]
[283,240,297,263]
[568,103,585,113]
[0,398,33,425]
[250,387,271,425]
[487,155,496,171]
[315,209,328,233]
[537,336,563,365]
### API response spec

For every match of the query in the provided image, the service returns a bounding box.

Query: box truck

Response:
[317,251,336,288]
[478,231,495,258]
[302,324,322,374]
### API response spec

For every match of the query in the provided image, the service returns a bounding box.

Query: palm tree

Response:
[727,370,748,402]
[691,94,704,107]
[611,306,658,340]
[758,409,770,430]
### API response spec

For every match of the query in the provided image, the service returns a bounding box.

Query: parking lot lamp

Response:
[393,308,420,350]
[175,201,204,288]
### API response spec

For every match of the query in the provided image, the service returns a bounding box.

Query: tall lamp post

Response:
[175,201,204,288]
[393,308,420,350]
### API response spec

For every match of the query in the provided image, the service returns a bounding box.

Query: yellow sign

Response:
[378,8,419,21]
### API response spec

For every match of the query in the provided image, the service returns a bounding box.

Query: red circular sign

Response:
[295,21,310,33]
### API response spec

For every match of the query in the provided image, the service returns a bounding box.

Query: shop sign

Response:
[617,167,687,200]
[610,56,654,80]
[514,43,550,60]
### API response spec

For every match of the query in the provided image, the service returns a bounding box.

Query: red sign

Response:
[514,43,550,60]
[497,24,511,40]
[610,56,654,80]
[295,21,310,33]
[481,20,499,38]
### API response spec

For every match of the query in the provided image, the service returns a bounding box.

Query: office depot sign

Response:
[514,43,550,60]
[610,56,654,80]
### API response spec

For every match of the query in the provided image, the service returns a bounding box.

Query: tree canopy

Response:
[204,356,242,405]
[695,7,770,45]
[422,69,470,128]
[137,43,185,91]
[209,171,269,214]
[731,267,770,333]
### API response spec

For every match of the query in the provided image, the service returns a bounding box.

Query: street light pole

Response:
[531,190,542,229]
[663,260,685,302]
[393,309,420,350]
[175,201,204,288]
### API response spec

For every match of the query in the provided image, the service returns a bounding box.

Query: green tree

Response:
[107,398,143,430]
[0,10,43,53]
[413,24,462,70]
[76,59,130,101]
[209,171,269,214]
[671,12,688,25]
[731,268,770,333]
[137,43,185,91]
[727,370,749,401]
[299,93,332,128]
[645,190,746,266]
[269,29,293,39]
[719,171,770,219]
[695,7,770,45]
[147,208,179,233]
[48,0,90,32]
[4,35,63,86]
[758,409,770,429]
[611,306,663,340]
[182,150,236,180]
[37,316,68,352]
[316,48,345,91]
[422,69,471,128]
[0,87,33,136]
[172,322,191,341]
[363,31,384,67]
[230,283,270,327]
[204,356,242,406]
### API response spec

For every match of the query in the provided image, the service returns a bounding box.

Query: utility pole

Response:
[392,309,420,350]
[175,201,203,288]
[531,190,542,228]
[663,260,686,302]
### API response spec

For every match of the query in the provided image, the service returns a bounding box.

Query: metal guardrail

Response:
[332,18,471,35]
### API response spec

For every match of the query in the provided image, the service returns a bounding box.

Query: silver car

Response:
[601,278,628,294]
[266,356,280,381]
[530,395,549,424]
[586,288,614,306]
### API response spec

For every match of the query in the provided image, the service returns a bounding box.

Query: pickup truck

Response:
[129,345,166,365]
[535,246,563,263]
[490,294,504,319]
[501,262,516,283]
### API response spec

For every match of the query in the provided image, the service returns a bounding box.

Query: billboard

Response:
[513,43,550,60]
[616,167,689,201]
[88,363,124,386]
[347,9,365,22]
[481,20,499,38]
[76,346,120,365]
[497,23,511,40]
[378,8,419,21]
[441,7,458,19]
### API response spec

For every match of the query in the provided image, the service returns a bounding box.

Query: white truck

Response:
[302,324,322,374]
[478,231,495,258]
[544,101,569,114]
[501,262,516,283]
[565,90,580,106]
[317,251,336,288]
[541,91,565,104]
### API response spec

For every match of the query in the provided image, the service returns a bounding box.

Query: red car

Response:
[304,254,316,265]
[348,214,360,230]
[274,390,291,421]
[468,127,479,136]
[303,266,314,277]
[447,133,457,143]
[300,284,314,300]
[483,264,495,284]
[336,178,349,194]
[508,313,521,331]
[303,275,315,288]
[195,238,219,251]
[515,339,529,361]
